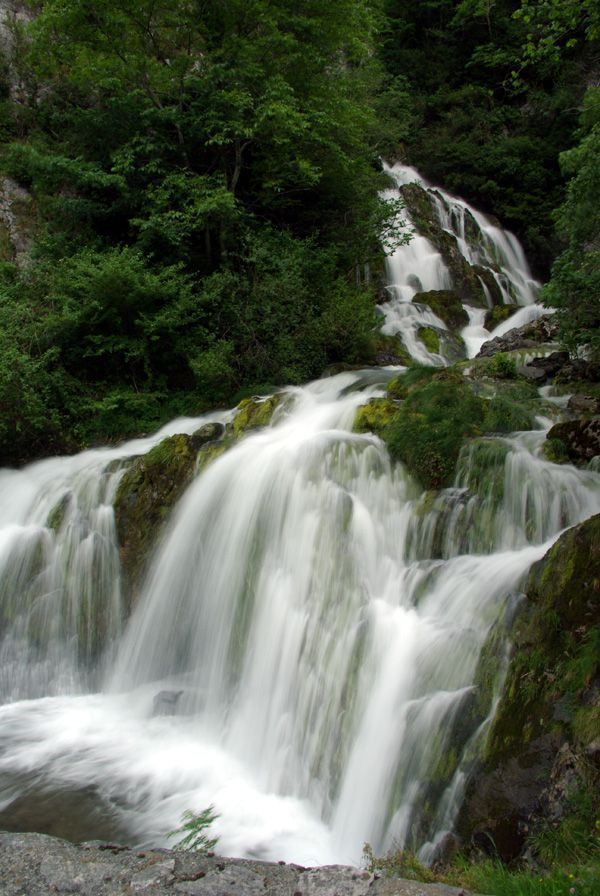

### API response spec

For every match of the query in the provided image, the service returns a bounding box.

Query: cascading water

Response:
[0,172,598,867]
[380,162,545,364]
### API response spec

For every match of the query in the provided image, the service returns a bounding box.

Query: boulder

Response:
[546,417,600,464]
[567,394,600,415]
[412,290,469,331]
[477,317,559,358]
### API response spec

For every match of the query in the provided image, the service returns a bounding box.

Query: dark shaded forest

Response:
[0,0,597,463]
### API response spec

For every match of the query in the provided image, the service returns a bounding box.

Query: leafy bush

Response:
[486,352,518,379]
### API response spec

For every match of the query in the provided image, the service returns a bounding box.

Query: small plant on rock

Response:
[169,805,220,852]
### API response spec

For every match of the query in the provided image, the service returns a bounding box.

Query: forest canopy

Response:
[0,0,597,463]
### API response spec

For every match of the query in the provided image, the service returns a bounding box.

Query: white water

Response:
[0,170,597,867]
[380,162,542,364]
[0,369,598,864]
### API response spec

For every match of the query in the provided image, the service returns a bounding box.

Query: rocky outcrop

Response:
[546,417,600,464]
[457,514,600,861]
[0,832,478,896]
[476,316,559,358]
[412,291,469,331]
[401,184,489,307]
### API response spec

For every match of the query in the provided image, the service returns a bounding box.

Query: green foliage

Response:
[485,352,518,379]
[541,89,600,359]
[168,805,219,853]
[483,395,535,432]
[417,326,440,354]
[362,842,436,882]
[384,374,486,488]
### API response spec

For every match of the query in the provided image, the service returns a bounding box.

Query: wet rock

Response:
[457,514,600,862]
[353,398,399,437]
[567,394,600,415]
[412,290,469,331]
[153,690,184,716]
[546,417,600,463]
[400,183,487,306]
[114,429,225,610]
[0,831,481,896]
[231,394,284,436]
[477,317,559,358]
[518,351,569,382]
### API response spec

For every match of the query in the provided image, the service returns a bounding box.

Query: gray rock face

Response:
[476,317,559,358]
[0,831,479,896]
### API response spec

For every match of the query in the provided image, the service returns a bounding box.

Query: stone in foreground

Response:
[0,831,478,896]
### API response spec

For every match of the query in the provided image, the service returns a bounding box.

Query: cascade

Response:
[0,172,598,867]
[380,163,546,364]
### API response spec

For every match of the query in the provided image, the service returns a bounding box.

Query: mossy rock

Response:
[383,375,487,489]
[400,183,488,306]
[485,304,518,330]
[458,514,600,861]
[353,398,399,437]
[417,326,440,355]
[387,364,438,400]
[114,426,225,609]
[439,330,467,364]
[545,418,600,465]
[372,333,411,366]
[413,289,469,331]
[46,493,71,532]
[473,265,506,306]
[231,394,283,437]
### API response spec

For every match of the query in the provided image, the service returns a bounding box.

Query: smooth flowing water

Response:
[0,172,598,867]
[380,162,544,363]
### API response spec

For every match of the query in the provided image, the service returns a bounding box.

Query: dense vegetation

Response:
[0,0,597,464]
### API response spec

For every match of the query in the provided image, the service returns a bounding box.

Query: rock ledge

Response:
[0,831,476,896]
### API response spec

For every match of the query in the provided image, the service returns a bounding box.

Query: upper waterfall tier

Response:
[379,162,543,365]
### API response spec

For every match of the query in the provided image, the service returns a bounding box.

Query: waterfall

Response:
[0,171,598,867]
[380,162,544,363]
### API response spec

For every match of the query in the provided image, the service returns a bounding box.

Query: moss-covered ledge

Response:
[457,514,600,862]
[114,422,225,609]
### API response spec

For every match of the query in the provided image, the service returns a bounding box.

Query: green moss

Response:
[483,395,535,433]
[413,289,469,330]
[544,437,570,464]
[372,333,411,365]
[114,429,225,608]
[485,304,518,330]
[197,440,229,472]
[418,325,441,354]
[231,394,283,436]
[484,514,600,766]
[485,352,518,379]
[387,363,437,400]
[46,493,70,531]
[383,375,486,489]
[353,397,399,436]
